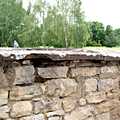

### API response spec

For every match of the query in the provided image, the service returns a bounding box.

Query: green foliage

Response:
[0,0,120,48]
[0,0,26,47]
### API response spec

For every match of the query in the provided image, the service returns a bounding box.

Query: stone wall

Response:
[0,49,120,120]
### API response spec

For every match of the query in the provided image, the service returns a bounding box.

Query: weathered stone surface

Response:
[33,97,62,114]
[95,99,120,114]
[0,89,8,106]
[85,78,97,92]
[71,67,99,77]
[86,92,106,104]
[0,67,9,88]
[64,105,94,120]
[62,97,77,112]
[38,66,68,79]
[46,110,65,118]
[0,105,10,119]
[111,107,120,120]
[14,65,34,85]
[79,98,86,106]
[19,114,45,120]
[99,77,120,91]
[10,101,32,118]
[96,112,110,120]
[85,117,95,120]
[48,116,61,120]
[10,84,42,100]
[45,79,77,97]
[101,66,119,74]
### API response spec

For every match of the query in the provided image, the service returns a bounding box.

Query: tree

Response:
[0,0,26,47]
[87,21,105,46]
[104,25,117,47]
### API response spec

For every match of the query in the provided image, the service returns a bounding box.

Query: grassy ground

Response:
[84,47,120,51]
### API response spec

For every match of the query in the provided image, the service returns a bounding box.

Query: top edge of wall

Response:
[0,48,120,61]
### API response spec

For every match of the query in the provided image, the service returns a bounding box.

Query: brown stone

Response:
[64,105,94,120]
[101,66,119,74]
[85,78,97,92]
[0,67,9,88]
[14,65,34,85]
[38,66,68,79]
[79,98,86,106]
[45,79,78,97]
[110,107,120,120]
[71,67,99,77]
[86,92,106,104]
[33,96,62,114]
[95,99,120,114]
[10,84,43,100]
[96,112,110,120]
[10,101,32,118]
[62,97,77,112]
[0,89,8,106]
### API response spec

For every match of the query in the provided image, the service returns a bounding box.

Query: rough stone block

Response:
[19,114,45,120]
[86,92,106,104]
[85,78,97,92]
[46,110,65,118]
[0,105,10,119]
[14,65,34,85]
[95,99,120,114]
[0,67,9,88]
[38,66,68,79]
[33,97,62,114]
[62,97,77,112]
[96,112,110,120]
[79,98,86,106]
[45,79,78,97]
[10,101,32,118]
[101,66,119,74]
[71,67,99,77]
[10,84,42,100]
[48,116,61,120]
[0,89,8,106]
[64,105,94,120]
[99,77,120,91]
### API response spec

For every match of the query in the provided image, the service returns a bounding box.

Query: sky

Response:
[81,0,120,29]
[23,0,120,29]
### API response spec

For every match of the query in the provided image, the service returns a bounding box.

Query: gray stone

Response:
[0,105,10,119]
[10,101,32,118]
[14,65,34,85]
[10,84,43,100]
[0,89,8,106]
[99,77,120,91]
[38,66,68,79]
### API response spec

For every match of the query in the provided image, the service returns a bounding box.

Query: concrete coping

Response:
[0,48,120,61]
